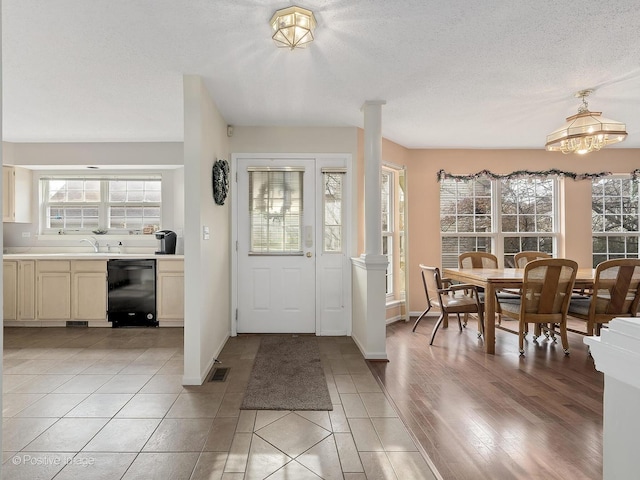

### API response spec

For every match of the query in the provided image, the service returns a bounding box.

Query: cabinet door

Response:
[37,272,71,320]
[157,273,184,320]
[3,166,14,222]
[18,261,36,321]
[72,272,107,321]
[3,261,18,320]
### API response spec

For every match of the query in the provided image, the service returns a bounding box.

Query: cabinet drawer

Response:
[37,260,71,272]
[72,260,107,272]
[157,260,184,273]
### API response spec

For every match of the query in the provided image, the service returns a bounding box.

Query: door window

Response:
[248,168,304,254]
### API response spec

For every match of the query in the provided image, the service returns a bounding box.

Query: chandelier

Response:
[269,6,316,50]
[545,89,627,155]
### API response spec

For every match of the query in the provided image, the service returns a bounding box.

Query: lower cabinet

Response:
[5,257,181,327]
[157,259,184,326]
[18,261,36,321]
[72,260,108,325]
[37,261,71,321]
[3,260,36,323]
[3,261,17,321]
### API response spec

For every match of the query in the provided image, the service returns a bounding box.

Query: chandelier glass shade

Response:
[270,6,316,50]
[545,91,627,155]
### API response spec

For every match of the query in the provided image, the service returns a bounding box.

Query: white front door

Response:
[233,154,351,335]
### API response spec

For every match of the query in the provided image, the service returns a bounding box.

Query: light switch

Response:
[203,226,210,240]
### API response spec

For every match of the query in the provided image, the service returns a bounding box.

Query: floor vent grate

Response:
[66,321,88,327]
[208,367,230,382]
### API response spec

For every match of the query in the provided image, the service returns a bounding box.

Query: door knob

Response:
[306,252,312,258]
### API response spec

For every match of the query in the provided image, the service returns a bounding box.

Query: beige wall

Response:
[182,75,231,384]
[404,148,640,313]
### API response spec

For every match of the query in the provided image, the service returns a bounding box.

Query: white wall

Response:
[230,126,358,155]
[5,141,182,167]
[182,75,231,384]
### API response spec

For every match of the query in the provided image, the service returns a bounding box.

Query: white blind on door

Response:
[249,169,304,254]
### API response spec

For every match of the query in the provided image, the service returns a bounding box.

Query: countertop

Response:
[3,253,184,260]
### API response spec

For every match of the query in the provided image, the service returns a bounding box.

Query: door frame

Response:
[230,153,353,336]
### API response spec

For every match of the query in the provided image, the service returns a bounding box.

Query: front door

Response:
[233,155,350,334]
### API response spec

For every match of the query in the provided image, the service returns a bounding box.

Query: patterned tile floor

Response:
[2,327,438,479]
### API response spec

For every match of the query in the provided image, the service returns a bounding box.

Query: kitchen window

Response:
[41,176,162,235]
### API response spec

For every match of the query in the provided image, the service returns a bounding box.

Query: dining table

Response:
[442,267,595,354]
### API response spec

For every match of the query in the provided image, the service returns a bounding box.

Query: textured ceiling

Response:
[3,0,640,149]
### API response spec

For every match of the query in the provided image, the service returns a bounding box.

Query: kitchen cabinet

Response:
[3,165,32,223]
[157,259,184,326]
[37,260,71,321]
[3,260,36,323]
[3,261,17,320]
[72,260,107,325]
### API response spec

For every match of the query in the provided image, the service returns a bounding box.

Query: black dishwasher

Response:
[107,259,157,327]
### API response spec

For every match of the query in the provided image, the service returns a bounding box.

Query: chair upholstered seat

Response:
[567,297,591,316]
[494,291,522,304]
[440,295,481,312]
[499,300,521,315]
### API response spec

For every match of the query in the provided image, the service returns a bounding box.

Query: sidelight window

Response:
[322,170,345,253]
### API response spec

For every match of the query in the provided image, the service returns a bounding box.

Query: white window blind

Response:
[248,169,304,254]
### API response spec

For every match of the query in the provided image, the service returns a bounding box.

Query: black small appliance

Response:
[155,230,177,255]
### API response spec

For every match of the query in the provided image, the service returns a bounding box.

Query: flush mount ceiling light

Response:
[545,89,628,155]
[270,5,316,50]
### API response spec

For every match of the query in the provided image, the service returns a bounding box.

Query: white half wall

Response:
[182,75,231,384]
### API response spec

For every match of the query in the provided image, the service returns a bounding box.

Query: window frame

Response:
[382,169,394,298]
[591,175,639,266]
[40,175,162,236]
[440,176,559,268]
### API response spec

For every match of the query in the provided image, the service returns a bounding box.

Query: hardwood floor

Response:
[369,316,603,480]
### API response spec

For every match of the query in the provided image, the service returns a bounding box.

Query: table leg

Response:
[485,282,496,354]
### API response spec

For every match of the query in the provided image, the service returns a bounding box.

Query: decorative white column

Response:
[350,100,388,360]
[584,318,640,479]
[362,100,385,255]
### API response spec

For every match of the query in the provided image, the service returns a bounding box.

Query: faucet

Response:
[80,237,100,253]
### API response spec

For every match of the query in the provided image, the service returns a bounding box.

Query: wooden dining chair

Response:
[413,264,484,346]
[496,258,578,356]
[568,258,640,336]
[458,251,518,324]
[514,251,551,268]
[458,251,498,269]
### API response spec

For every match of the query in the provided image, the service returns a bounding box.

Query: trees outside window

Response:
[441,177,557,268]
[42,177,161,235]
[592,176,639,266]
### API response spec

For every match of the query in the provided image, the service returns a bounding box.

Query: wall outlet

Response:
[203,226,210,240]
[22,232,31,238]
